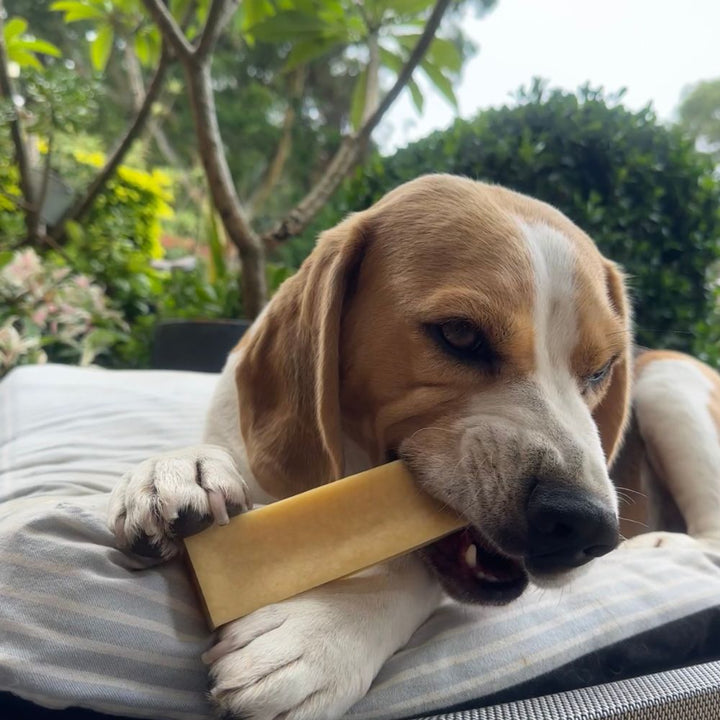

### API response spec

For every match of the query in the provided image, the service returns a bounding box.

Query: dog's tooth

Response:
[464,544,478,568]
[475,569,501,582]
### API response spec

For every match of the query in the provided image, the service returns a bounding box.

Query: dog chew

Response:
[184,461,466,629]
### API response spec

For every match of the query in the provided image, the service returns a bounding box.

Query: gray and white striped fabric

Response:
[2,364,720,720]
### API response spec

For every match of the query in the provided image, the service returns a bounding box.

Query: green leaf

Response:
[0,251,14,270]
[143,29,161,68]
[380,0,435,18]
[380,44,425,113]
[169,0,192,16]
[350,68,368,131]
[426,37,462,73]
[241,0,276,31]
[7,47,42,70]
[420,59,458,110]
[284,35,342,71]
[378,45,403,73]
[50,1,106,22]
[398,34,462,74]
[248,11,340,44]
[18,39,62,57]
[66,7,107,22]
[112,0,139,13]
[134,33,150,65]
[64,220,85,244]
[407,77,423,113]
[3,17,28,41]
[90,23,113,72]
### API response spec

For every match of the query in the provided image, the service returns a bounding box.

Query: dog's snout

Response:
[525,485,618,574]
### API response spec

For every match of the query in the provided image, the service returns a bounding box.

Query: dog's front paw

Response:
[108,444,250,559]
[205,599,380,720]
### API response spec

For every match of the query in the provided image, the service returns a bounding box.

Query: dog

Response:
[109,174,720,720]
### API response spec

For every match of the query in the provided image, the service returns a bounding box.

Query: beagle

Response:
[109,175,720,720]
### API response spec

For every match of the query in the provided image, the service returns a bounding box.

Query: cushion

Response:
[2,364,720,720]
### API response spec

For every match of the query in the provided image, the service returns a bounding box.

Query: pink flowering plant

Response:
[0,249,128,376]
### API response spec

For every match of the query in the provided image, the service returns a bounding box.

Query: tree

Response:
[678,78,720,164]
[2,0,495,318]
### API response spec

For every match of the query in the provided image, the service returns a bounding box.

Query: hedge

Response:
[287,83,720,362]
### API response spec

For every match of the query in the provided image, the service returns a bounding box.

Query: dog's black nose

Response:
[525,485,618,574]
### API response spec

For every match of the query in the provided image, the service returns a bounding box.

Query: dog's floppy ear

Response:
[593,261,633,467]
[235,214,369,499]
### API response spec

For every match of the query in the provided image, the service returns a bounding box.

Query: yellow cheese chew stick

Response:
[184,461,466,629]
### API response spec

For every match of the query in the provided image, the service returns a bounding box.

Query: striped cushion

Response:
[2,364,720,720]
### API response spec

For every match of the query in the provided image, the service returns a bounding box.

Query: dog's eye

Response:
[439,320,482,351]
[429,320,494,365]
[584,357,616,391]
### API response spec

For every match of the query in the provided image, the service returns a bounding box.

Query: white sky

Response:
[378,0,720,153]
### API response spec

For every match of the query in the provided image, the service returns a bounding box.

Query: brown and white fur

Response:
[108,175,720,720]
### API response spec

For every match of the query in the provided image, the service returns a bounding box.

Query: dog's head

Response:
[237,175,631,604]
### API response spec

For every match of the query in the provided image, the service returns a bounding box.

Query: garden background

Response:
[2,0,720,373]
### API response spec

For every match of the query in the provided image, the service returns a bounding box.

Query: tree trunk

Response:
[185,61,267,318]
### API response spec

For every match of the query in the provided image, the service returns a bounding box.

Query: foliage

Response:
[2,0,489,368]
[0,133,24,240]
[12,0,489,228]
[2,15,60,69]
[0,248,128,376]
[678,78,720,164]
[0,136,171,366]
[57,151,176,366]
[295,82,720,363]
[245,0,492,128]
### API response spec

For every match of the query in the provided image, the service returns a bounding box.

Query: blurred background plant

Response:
[296,81,720,364]
[0,247,128,375]
[1,0,720,370]
[677,78,720,165]
[1,0,491,366]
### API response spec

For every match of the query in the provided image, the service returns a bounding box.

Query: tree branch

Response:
[262,0,452,245]
[123,41,146,112]
[196,0,239,60]
[141,0,194,60]
[0,2,38,241]
[146,0,266,315]
[184,61,267,317]
[362,0,451,139]
[51,45,172,239]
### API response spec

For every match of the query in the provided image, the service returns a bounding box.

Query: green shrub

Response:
[0,248,128,376]
[291,82,720,363]
[50,152,174,367]
[0,143,174,367]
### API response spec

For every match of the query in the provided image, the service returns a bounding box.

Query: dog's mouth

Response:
[390,449,528,604]
[420,526,529,604]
